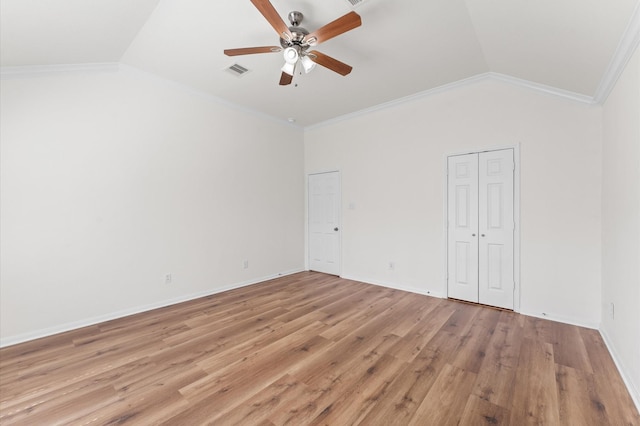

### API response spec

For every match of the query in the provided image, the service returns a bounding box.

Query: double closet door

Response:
[447,149,515,310]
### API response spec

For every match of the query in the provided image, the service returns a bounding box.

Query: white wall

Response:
[601,46,640,407]
[0,67,305,346]
[305,79,603,327]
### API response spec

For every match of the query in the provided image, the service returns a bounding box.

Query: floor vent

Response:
[226,63,250,77]
[344,0,367,7]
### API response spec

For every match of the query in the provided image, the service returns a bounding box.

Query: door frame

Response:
[443,144,521,312]
[306,170,342,275]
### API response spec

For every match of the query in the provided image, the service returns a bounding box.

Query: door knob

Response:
[334,227,339,231]
[481,234,486,237]
[472,234,476,237]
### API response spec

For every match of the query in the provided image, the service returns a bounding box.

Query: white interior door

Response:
[447,154,479,303]
[308,172,341,275]
[447,149,515,309]
[478,150,515,309]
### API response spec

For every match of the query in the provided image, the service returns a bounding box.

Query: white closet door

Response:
[447,149,515,310]
[447,154,479,303]
[308,172,341,276]
[478,149,514,309]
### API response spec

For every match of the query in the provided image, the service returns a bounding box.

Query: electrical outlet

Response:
[242,260,249,270]
[165,273,172,284]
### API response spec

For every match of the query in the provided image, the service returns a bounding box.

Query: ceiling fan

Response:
[224,0,362,86]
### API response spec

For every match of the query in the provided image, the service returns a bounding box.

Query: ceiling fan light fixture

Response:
[281,61,296,76]
[283,47,299,64]
[301,55,316,73]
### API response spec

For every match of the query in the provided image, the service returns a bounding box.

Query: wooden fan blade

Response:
[305,11,361,45]
[250,0,291,38]
[308,50,353,76]
[224,46,281,56]
[279,72,293,86]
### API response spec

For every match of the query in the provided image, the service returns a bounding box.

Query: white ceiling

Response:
[1,0,638,127]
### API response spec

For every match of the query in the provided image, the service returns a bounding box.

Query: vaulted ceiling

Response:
[1,0,638,127]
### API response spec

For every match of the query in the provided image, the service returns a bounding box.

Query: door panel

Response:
[478,149,514,309]
[487,244,503,289]
[447,154,479,303]
[309,172,341,275]
[455,242,471,284]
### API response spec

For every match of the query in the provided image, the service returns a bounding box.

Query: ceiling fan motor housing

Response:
[280,11,309,48]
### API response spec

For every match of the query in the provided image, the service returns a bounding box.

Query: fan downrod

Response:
[288,11,303,26]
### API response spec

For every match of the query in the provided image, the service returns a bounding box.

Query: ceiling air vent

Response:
[225,63,250,77]
[344,0,366,7]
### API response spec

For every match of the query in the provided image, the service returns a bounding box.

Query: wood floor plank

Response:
[0,384,118,425]
[358,333,462,425]
[213,374,308,426]
[265,382,333,425]
[485,315,524,368]
[450,306,501,374]
[470,318,523,408]
[439,301,482,336]
[472,358,517,411]
[555,364,609,425]
[524,316,593,373]
[384,302,456,362]
[0,271,638,425]
[407,363,478,426]
[317,294,399,342]
[269,335,402,425]
[307,354,406,425]
[579,328,640,425]
[385,293,442,338]
[509,338,560,425]
[292,309,402,386]
[0,334,166,410]
[316,285,397,328]
[70,365,204,425]
[164,326,332,423]
[458,394,510,425]
[0,325,101,372]
[194,312,327,374]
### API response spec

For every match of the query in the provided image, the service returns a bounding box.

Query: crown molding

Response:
[488,72,596,105]
[0,62,120,78]
[306,72,595,131]
[593,2,640,103]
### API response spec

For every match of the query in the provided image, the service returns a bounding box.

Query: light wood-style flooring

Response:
[1,272,638,425]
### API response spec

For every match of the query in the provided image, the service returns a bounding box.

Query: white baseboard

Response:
[339,274,446,299]
[342,276,599,330]
[599,326,640,413]
[339,275,600,330]
[518,309,600,330]
[0,268,304,348]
